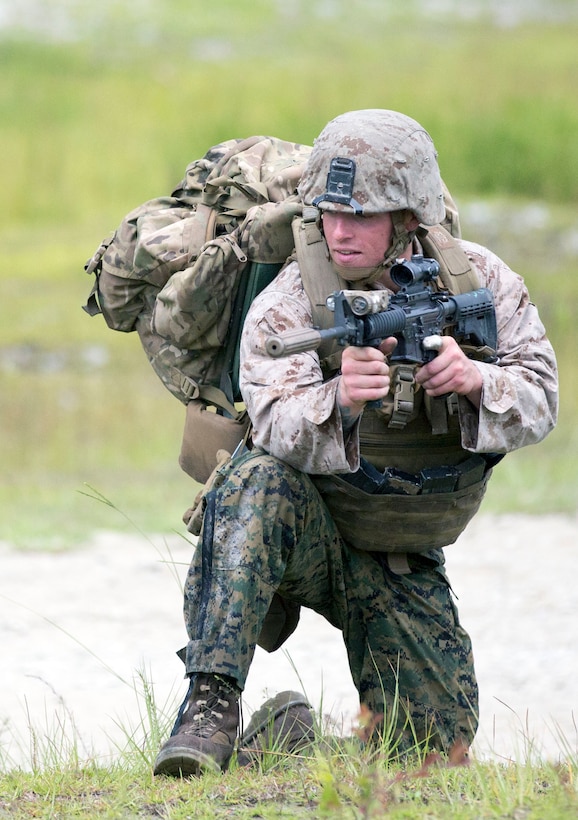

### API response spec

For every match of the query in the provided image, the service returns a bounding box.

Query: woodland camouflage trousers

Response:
[181,449,478,750]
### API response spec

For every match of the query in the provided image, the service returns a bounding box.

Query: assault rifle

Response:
[265,255,498,364]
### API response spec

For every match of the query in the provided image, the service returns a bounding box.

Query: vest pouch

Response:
[179,399,251,484]
[313,471,491,553]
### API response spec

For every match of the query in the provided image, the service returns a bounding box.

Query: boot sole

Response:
[153,744,223,777]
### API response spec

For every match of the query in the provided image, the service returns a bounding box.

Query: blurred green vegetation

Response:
[0,2,576,547]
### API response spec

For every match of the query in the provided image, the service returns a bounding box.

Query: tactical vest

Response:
[293,209,495,557]
[292,206,483,431]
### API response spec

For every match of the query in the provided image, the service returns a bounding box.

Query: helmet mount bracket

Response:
[312,156,364,214]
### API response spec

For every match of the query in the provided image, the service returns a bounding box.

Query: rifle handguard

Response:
[265,327,323,358]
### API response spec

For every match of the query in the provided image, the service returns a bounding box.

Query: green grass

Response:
[1,692,577,818]
[2,13,578,229]
[1,759,577,818]
[1,655,577,815]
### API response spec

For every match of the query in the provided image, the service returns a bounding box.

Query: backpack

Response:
[84,136,312,482]
[83,136,470,485]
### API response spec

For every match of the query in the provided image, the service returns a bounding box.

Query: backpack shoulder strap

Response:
[417,224,480,294]
[292,207,347,374]
[292,207,341,329]
[414,224,487,434]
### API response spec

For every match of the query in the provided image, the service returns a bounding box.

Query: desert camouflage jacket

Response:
[239,239,559,475]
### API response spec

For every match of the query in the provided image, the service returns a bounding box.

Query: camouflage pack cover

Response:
[84,136,312,405]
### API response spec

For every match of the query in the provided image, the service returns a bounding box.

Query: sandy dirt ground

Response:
[1,512,576,770]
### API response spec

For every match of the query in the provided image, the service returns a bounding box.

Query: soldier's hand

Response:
[415,336,482,407]
[337,338,397,419]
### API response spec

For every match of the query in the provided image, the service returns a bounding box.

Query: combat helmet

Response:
[298,110,446,282]
[298,109,445,226]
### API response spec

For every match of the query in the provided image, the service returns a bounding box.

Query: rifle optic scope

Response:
[390,255,439,288]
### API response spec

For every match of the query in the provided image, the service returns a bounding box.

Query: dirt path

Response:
[1,512,576,769]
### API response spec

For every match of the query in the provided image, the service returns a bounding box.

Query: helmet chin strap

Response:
[330,210,417,287]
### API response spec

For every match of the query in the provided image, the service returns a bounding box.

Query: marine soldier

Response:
[153,109,558,776]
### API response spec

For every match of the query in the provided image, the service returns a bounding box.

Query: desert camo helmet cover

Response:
[298,109,446,280]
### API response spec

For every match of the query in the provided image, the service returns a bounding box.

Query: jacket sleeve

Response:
[457,241,558,453]
[239,263,359,474]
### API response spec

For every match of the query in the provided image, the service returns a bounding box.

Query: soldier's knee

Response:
[236,450,288,477]
[230,450,312,496]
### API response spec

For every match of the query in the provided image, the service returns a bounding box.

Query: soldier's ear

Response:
[405,212,419,231]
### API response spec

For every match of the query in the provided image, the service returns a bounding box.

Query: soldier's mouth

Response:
[331,249,361,264]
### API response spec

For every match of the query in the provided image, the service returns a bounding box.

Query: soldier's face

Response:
[322,211,394,271]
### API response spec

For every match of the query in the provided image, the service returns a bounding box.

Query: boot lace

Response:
[181,678,237,738]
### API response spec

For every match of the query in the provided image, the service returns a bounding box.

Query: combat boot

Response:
[237,690,315,767]
[153,673,240,777]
